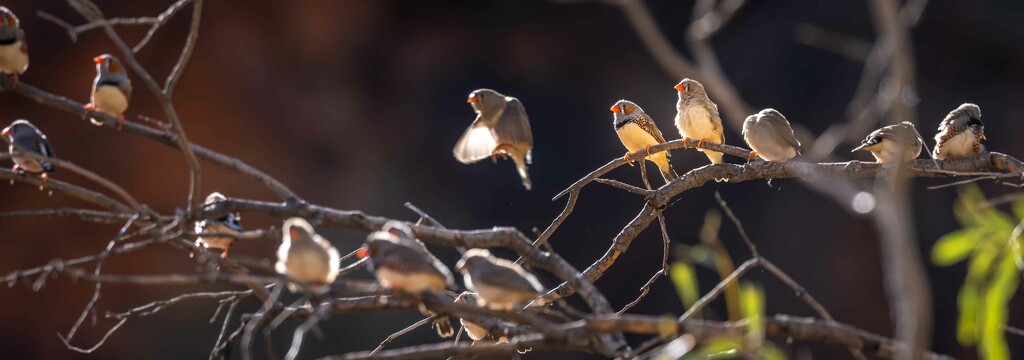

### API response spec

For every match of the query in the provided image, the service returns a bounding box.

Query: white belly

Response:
[676,106,720,143]
[936,131,979,160]
[745,126,797,161]
[474,282,536,310]
[0,42,28,74]
[195,223,237,250]
[93,86,129,116]
[277,246,332,285]
[12,155,43,173]
[616,122,659,153]
[376,268,446,295]
[461,319,489,341]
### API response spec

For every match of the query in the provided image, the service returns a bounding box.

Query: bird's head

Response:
[467,89,504,113]
[2,119,33,138]
[0,7,20,29]
[675,78,705,95]
[610,100,641,122]
[94,54,127,76]
[455,248,493,273]
[283,217,315,243]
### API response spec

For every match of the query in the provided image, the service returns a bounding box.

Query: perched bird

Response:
[852,122,924,163]
[455,248,546,311]
[933,103,986,161]
[611,100,678,182]
[86,54,132,130]
[274,217,341,293]
[0,7,28,89]
[3,120,55,182]
[453,89,534,190]
[359,222,455,337]
[194,192,243,258]
[675,78,726,164]
[741,108,801,162]
[455,293,493,344]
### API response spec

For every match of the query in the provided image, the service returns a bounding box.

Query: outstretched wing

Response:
[452,115,497,164]
[493,98,533,147]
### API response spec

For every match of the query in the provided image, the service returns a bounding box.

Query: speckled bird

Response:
[933,103,986,161]
[611,100,678,182]
[86,54,132,130]
[194,192,243,258]
[852,122,924,163]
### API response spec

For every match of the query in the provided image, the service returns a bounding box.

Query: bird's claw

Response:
[747,151,760,162]
[644,144,654,157]
[117,115,125,131]
[623,151,635,166]
[10,73,18,91]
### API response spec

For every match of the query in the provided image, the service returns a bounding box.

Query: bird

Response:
[274,217,341,293]
[453,89,534,190]
[3,120,55,185]
[933,103,986,161]
[85,54,132,130]
[675,78,726,164]
[610,100,678,182]
[194,192,243,258]
[741,108,801,162]
[359,221,455,337]
[455,293,493,344]
[852,121,924,163]
[0,7,28,89]
[454,248,546,311]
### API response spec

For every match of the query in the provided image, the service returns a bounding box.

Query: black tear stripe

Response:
[0,36,17,46]
[96,80,125,88]
[614,117,631,129]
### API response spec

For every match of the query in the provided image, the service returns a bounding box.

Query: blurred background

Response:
[0,0,1023,359]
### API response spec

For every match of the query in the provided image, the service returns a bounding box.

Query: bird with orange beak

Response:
[674,78,726,164]
[453,89,535,190]
[85,54,132,130]
[610,99,678,182]
[3,119,55,187]
[274,217,341,293]
[0,7,28,90]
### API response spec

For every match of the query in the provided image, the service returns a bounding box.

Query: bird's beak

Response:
[610,105,620,113]
[93,56,104,65]
[356,244,369,259]
[288,227,300,239]
[467,94,478,104]
[1,127,9,137]
[674,83,685,92]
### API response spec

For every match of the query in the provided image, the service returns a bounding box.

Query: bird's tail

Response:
[512,153,531,190]
[41,162,55,173]
[433,316,454,337]
[652,154,677,182]
[703,150,724,164]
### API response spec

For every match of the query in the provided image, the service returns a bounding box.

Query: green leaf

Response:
[1011,196,1024,221]
[756,342,788,360]
[670,262,700,308]
[689,336,742,359]
[979,256,1018,360]
[957,280,979,344]
[931,229,981,266]
[740,282,765,345]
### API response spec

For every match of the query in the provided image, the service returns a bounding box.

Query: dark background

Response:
[0,0,1022,359]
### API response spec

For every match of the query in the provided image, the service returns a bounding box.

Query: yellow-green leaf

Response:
[931,229,981,266]
[757,342,788,360]
[740,282,765,345]
[670,262,700,308]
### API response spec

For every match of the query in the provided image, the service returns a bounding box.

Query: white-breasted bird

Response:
[852,121,924,163]
[3,120,54,182]
[453,89,534,190]
[86,54,132,130]
[933,103,986,161]
[274,217,341,293]
[194,192,243,258]
[359,222,456,337]
[455,248,546,311]
[675,78,726,164]
[741,108,801,162]
[0,7,28,89]
[611,100,678,182]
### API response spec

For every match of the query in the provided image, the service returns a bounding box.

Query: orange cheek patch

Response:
[109,62,121,73]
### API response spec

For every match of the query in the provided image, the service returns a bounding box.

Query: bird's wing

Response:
[493,98,534,147]
[633,113,669,147]
[37,138,53,158]
[704,98,725,143]
[453,115,498,163]
[123,81,132,105]
[382,245,450,281]
[765,115,801,152]
[475,263,543,295]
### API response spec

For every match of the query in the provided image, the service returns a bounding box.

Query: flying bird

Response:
[194,192,243,258]
[933,103,986,161]
[275,217,341,293]
[455,248,546,311]
[3,120,55,185]
[675,78,726,164]
[453,89,534,190]
[86,54,132,130]
[359,222,455,337]
[0,7,28,89]
[611,99,678,182]
[741,108,801,162]
[852,122,924,163]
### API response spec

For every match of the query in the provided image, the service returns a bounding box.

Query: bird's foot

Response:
[38,172,48,191]
[747,151,760,162]
[696,139,707,149]
[644,144,654,157]
[623,151,635,166]
[681,137,693,148]
[10,164,19,174]
[117,114,125,131]
[83,103,96,118]
[10,73,18,90]
[491,144,511,163]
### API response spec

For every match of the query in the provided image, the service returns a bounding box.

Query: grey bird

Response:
[3,120,55,182]
[453,89,534,190]
[359,222,455,337]
[0,7,27,89]
[86,54,132,130]
[611,100,678,182]
[933,103,985,161]
[675,79,726,164]
[455,248,546,311]
[194,192,243,258]
[274,217,341,293]
[852,121,924,163]
[741,108,801,162]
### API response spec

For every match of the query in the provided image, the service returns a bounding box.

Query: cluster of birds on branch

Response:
[0,4,995,347]
[454,85,986,190]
